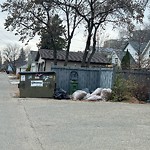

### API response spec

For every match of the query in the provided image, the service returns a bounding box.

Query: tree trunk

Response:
[87,27,97,67]
[50,34,57,65]
[64,39,71,66]
[53,49,57,65]
[81,31,92,67]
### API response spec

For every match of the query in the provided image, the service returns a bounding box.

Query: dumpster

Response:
[18,72,56,98]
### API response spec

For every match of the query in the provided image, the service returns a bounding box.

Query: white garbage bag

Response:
[83,93,91,100]
[91,88,102,96]
[72,90,87,100]
[86,95,102,101]
[100,88,112,101]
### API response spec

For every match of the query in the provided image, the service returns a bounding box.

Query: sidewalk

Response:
[7,74,19,97]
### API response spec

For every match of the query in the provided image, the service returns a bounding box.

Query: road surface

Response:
[0,72,150,150]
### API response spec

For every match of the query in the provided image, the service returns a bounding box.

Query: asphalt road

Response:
[0,72,150,150]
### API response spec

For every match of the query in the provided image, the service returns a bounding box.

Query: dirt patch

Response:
[123,96,146,104]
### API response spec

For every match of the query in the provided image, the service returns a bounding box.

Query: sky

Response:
[0,2,88,52]
[0,0,149,53]
[0,0,119,53]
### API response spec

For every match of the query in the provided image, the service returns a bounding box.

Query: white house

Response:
[16,64,28,74]
[141,40,150,68]
[111,49,125,67]
[112,40,150,69]
[123,41,150,68]
[35,49,110,71]
[28,51,38,72]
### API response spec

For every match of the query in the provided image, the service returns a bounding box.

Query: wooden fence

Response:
[51,66,114,93]
[116,70,150,89]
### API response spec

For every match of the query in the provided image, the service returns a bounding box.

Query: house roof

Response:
[35,49,110,64]
[30,51,38,60]
[113,49,136,66]
[113,49,125,60]
[28,50,38,63]
[142,40,150,55]
[126,41,148,53]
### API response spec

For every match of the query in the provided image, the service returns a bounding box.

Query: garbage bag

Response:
[54,88,70,100]
[91,88,102,96]
[100,88,112,101]
[83,93,91,100]
[82,88,90,93]
[86,95,102,101]
[72,90,87,100]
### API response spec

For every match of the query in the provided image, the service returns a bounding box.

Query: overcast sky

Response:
[0,0,87,52]
[0,0,149,53]
[0,10,88,52]
[0,0,120,53]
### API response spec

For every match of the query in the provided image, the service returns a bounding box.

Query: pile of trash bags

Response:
[53,88,70,100]
[71,88,112,101]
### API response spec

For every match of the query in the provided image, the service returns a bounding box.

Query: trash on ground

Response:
[72,90,87,100]
[54,88,70,100]
[82,88,91,93]
[72,88,112,101]
[101,88,112,101]
[91,88,102,96]
[86,95,102,101]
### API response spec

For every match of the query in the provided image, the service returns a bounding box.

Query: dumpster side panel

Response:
[19,72,56,98]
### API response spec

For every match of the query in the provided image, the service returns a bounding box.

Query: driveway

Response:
[0,72,150,150]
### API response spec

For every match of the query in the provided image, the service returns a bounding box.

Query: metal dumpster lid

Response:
[19,71,56,75]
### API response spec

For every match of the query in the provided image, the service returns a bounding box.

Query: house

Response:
[7,63,14,73]
[16,64,28,74]
[111,49,125,67]
[16,60,27,74]
[140,40,150,68]
[28,51,38,72]
[112,40,150,68]
[123,41,147,60]
[35,49,110,71]
[123,41,150,68]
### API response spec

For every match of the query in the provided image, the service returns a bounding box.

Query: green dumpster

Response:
[18,72,56,98]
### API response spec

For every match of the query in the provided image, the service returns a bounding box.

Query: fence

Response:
[51,66,114,93]
[116,70,150,89]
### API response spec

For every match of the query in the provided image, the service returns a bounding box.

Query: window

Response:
[115,58,118,64]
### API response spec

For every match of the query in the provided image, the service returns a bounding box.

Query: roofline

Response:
[122,41,129,51]
[142,40,150,56]
[43,58,110,65]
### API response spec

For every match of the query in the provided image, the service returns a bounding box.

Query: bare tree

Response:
[58,0,149,67]
[1,0,149,67]
[1,0,66,65]
[1,0,80,66]
[55,0,83,66]
[3,44,20,65]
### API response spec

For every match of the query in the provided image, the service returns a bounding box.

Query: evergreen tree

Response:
[121,50,130,70]
[38,15,66,50]
[18,48,26,64]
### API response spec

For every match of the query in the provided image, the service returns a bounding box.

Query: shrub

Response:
[110,75,137,102]
[133,83,149,102]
